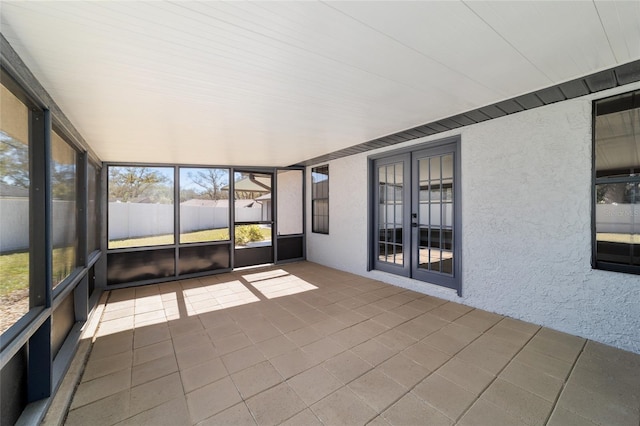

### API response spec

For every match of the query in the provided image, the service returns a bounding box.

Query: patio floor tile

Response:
[62,261,640,426]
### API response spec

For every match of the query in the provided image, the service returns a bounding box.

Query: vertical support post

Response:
[174,166,179,277]
[97,165,108,288]
[302,167,307,261]
[29,109,48,309]
[272,169,278,263]
[229,168,235,269]
[27,109,52,401]
[78,152,87,271]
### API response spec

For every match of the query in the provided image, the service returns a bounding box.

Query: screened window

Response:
[311,165,329,234]
[108,166,174,248]
[179,167,230,243]
[87,161,101,253]
[0,82,31,334]
[51,131,78,287]
[594,90,640,273]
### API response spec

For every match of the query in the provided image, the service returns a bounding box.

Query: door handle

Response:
[411,223,418,228]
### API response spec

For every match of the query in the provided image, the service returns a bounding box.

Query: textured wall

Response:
[306,83,640,354]
[277,170,304,235]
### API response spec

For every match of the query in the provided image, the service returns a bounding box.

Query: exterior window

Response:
[311,165,329,234]
[0,82,31,334]
[51,131,78,287]
[594,90,640,273]
[179,167,230,243]
[108,166,174,248]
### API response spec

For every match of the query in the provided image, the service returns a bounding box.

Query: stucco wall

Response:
[306,82,640,354]
[277,169,304,235]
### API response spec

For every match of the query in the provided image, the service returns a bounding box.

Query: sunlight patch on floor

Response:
[247,274,318,299]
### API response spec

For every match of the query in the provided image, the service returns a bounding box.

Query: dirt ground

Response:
[0,288,29,335]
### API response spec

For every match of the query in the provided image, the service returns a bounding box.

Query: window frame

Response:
[311,165,329,234]
[592,90,640,275]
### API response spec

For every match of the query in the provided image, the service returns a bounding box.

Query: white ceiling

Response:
[1,1,639,167]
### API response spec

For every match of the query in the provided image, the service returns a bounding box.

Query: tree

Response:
[109,167,169,202]
[0,132,29,189]
[51,162,76,200]
[188,169,228,200]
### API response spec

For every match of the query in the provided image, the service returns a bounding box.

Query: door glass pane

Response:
[441,154,453,180]
[234,172,272,250]
[51,131,78,287]
[377,162,403,265]
[0,83,31,334]
[234,172,270,222]
[418,153,454,276]
[179,167,230,243]
[277,170,303,235]
[108,166,174,248]
[234,224,272,249]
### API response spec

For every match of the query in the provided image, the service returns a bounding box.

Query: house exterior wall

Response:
[306,82,640,354]
[277,170,304,235]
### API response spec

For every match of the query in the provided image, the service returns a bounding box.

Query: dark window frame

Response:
[592,90,640,275]
[311,165,329,234]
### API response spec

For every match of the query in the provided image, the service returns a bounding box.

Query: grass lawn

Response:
[596,233,640,243]
[0,251,29,298]
[0,246,76,298]
[1,228,273,298]
[108,227,271,248]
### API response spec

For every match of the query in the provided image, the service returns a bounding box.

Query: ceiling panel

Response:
[465,1,616,81]
[326,1,552,96]
[1,1,637,166]
[595,1,640,62]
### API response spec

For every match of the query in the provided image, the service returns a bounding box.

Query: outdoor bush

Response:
[235,225,264,245]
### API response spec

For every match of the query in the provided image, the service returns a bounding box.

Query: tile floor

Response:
[63,262,640,426]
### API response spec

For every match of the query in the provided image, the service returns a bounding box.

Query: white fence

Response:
[0,198,29,251]
[4,199,634,252]
[379,204,454,228]
[0,198,75,252]
[596,204,640,234]
[107,202,263,241]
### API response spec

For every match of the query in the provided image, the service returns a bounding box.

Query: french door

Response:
[373,140,460,293]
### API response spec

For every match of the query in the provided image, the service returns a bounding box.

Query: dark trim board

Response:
[299,60,640,167]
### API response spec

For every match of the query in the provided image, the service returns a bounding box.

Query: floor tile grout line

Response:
[542,338,588,426]
[322,307,489,423]
[73,264,627,426]
[86,278,451,421]
[341,306,489,423]
[446,318,541,425]
[60,291,112,423]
